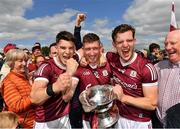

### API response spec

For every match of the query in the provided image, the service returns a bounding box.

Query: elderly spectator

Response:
[1,49,35,128]
[154,29,180,128]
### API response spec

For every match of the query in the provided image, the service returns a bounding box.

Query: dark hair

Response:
[83,33,101,44]
[49,42,56,49]
[112,24,135,42]
[56,31,76,44]
[149,43,160,53]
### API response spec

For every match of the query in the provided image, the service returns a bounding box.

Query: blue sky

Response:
[0,0,180,52]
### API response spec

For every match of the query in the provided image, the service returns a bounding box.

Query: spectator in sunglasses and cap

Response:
[27,43,42,77]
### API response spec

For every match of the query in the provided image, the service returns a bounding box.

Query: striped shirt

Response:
[155,60,180,124]
[2,71,35,128]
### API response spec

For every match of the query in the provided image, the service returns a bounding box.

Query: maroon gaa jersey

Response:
[75,63,113,93]
[106,52,158,122]
[75,62,113,122]
[34,57,69,122]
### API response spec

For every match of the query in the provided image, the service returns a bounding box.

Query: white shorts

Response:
[34,115,71,129]
[114,115,152,129]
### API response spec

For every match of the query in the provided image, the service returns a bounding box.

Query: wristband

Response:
[46,84,55,96]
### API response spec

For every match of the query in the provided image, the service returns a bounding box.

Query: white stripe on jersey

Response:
[36,63,48,76]
[149,63,158,80]
[34,77,49,83]
[145,63,157,81]
[142,81,158,87]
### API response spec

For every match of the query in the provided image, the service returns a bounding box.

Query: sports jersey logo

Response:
[93,71,99,78]
[102,70,108,76]
[83,71,91,76]
[130,70,137,77]
[113,76,137,89]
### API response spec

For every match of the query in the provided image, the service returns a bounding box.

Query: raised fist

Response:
[76,13,86,27]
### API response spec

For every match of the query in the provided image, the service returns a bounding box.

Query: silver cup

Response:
[79,85,119,128]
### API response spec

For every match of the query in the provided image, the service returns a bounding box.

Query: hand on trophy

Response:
[112,84,124,101]
[79,90,97,112]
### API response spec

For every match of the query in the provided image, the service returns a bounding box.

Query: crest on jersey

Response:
[102,70,108,76]
[130,70,137,77]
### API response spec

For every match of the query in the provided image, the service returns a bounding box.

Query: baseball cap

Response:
[3,43,17,54]
[34,42,41,48]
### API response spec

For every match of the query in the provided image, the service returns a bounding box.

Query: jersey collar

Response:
[89,64,98,69]
[120,52,137,67]
[53,56,66,70]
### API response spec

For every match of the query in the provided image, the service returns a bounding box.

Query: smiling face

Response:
[113,31,136,62]
[13,59,27,74]
[5,49,29,75]
[83,41,101,65]
[164,30,180,63]
[56,39,75,66]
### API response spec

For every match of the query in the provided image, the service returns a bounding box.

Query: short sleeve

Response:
[142,63,158,87]
[34,63,51,83]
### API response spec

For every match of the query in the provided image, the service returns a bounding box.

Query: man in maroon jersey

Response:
[106,24,158,129]
[30,31,79,129]
[75,33,113,129]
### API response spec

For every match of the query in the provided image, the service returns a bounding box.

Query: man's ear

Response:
[112,41,116,48]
